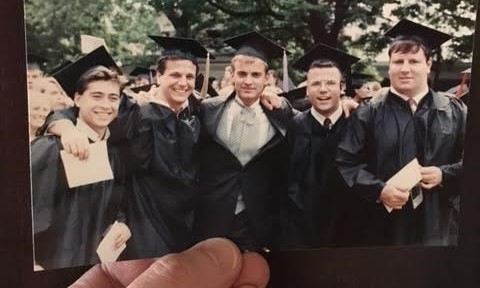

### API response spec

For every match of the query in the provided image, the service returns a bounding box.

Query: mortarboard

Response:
[224,31,288,63]
[278,86,307,101]
[350,72,371,89]
[385,19,452,50]
[52,45,120,98]
[292,42,359,72]
[129,66,155,84]
[148,35,213,61]
[130,83,157,94]
[129,67,155,77]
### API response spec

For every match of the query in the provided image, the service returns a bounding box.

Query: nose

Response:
[318,82,328,92]
[400,61,410,72]
[243,74,253,85]
[177,75,188,86]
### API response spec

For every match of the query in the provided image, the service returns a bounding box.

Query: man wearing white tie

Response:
[193,31,293,251]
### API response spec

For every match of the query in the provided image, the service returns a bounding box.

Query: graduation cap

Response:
[292,42,360,72]
[52,45,121,98]
[129,67,154,77]
[148,35,213,61]
[278,86,307,101]
[130,83,157,94]
[224,31,288,63]
[195,73,218,97]
[385,19,452,50]
[129,66,155,85]
[350,72,371,89]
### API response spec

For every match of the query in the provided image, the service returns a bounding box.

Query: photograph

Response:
[5,0,479,286]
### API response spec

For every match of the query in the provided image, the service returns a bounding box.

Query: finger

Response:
[233,252,270,288]
[70,143,79,157]
[128,238,242,288]
[262,99,273,111]
[79,138,91,160]
[421,182,434,190]
[69,259,155,288]
[63,143,72,154]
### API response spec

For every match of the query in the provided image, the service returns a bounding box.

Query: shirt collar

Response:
[234,96,262,112]
[390,86,429,104]
[150,96,190,114]
[310,103,343,126]
[76,118,110,142]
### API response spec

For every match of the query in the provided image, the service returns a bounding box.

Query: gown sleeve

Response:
[335,105,386,202]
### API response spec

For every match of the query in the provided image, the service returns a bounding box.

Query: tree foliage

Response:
[25,0,159,71]
[148,0,475,80]
[25,0,476,79]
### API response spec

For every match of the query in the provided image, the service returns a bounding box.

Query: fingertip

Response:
[233,252,270,288]
[192,237,242,271]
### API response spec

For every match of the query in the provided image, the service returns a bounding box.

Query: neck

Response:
[237,96,259,107]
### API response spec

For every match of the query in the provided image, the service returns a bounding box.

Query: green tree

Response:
[25,0,159,71]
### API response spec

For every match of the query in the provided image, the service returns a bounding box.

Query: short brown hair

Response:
[231,55,269,74]
[157,55,199,75]
[76,66,126,95]
[388,36,432,62]
[309,59,345,82]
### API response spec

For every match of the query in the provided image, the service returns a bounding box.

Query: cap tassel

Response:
[200,52,210,99]
[282,50,288,92]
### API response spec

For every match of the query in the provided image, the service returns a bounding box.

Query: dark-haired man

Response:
[336,19,467,246]
[45,37,209,259]
[32,62,130,269]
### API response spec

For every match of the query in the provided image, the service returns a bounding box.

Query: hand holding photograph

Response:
[1,0,480,287]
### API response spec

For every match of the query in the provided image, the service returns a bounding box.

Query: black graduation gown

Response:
[336,90,467,246]
[120,101,201,259]
[41,94,201,259]
[193,93,292,250]
[284,110,363,248]
[31,136,125,270]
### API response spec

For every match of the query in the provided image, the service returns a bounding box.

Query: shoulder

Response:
[433,91,468,114]
[30,135,61,169]
[292,109,310,124]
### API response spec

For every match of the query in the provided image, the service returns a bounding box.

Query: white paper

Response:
[60,141,113,188]
[384,158,422,212]
[81,35,108,54]
[96,221,131,263]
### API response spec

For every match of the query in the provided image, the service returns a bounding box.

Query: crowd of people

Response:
[28,19,467,271]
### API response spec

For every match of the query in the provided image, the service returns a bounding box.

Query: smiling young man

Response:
[43,37,209,260]
[282,43,364,248]
[193,31,294,251]
[31,48,131,270]
[336,19,467,246]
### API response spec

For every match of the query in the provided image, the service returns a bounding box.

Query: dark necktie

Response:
[323,117,332,130]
